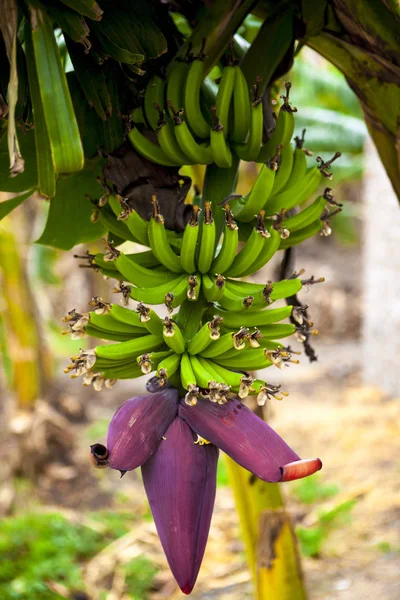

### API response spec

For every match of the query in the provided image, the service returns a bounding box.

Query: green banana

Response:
[287,129,310,185]
[137,350,174,375]
[180,206,200,273]
[166,59,190,114]
[135,304,164,336]
[114,250,179,288]
[239,227,281,276]
[202,273,225,302]
[258,82,297,163]
[98,208,138,244]
[187,319,221,355]
[282,194,327,232]
[224,212,269,277]
[129,274,186,304]
[165,276,190,310]
[211,305,292,328]
[155,106,192,165]
[157,352,182,379]
[271,144,294,196]
[180,352,197,390]
[89,312,143,335]
[233,77,263,162]
[95,334,164,361]
[108,304,148,329]
[101,362,143,380]
[148,197,182,273]
[265,165,323,215]
[200,328,248,358]
[210,109,233,168]
[162,317,186,354]
[213,348,272,371]
[183,53,210,139]
[189,354,215,389]
[230,65,251,144]
[258,324,296,339]
[168,104,213,165]
[219,287,254,312]
[197,202,216,274]
[226,278,302,307]
[107,194,150,247]
[128,126,179,167]
[85,324,138,342]
[215,63,236,138]
[210,205,239,274]
[144,75,165,130]
[231,153,279,222]
[279,219,323,249]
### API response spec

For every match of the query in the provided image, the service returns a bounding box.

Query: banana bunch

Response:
[63,289,301,405]
[88,184,339,314]
[129,55,304,169]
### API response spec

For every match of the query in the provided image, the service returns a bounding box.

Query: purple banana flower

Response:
[142,417,218,594]
[91,390,321,594]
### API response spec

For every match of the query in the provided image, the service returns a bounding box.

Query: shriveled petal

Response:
[179,397,304,483]
[107,389,179,471]
[142,418,218,595]
[280,458,322,481]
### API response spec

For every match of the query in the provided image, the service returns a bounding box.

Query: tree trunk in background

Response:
[362,138,400,396]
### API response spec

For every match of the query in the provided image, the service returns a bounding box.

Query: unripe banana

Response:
[180,205,200,273]
[135,303,164,336]
[200,329,247,358]
[180,352,197,390]
[279,219,323,249]
[210,205,239,274]
[168,103,213,164]
[233,77,263,162]
[213,348,272,371]
[282,194,327,232]
[128,125,179,167]
[166,59,190,115]
[210,108,233,168]
[197,202,216,274]
[270,144,294,196]
[187,318,221,355]
[215,62,236,138]
[157,352,182,379]
[258,82,297,163]
[239,227,281,276]
[210,305,292,328]
[224,212,269,277]
[219,287,254,312]
[183,51,210,139]
[202,273,225,302]
[148,196,182,273]
[230,150,279,222]
[144,75,165,130]
[95,334,164,362]
[154,104,192,165]
[230,65,251,144]
[129,274,186,304]
[162,317,186,354]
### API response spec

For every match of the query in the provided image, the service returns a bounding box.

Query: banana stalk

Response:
[225,456,307,600]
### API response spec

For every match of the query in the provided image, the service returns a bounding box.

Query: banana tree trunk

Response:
[226,457,306,600]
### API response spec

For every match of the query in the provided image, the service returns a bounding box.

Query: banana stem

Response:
[225,457,307,600]
[203,158,240,241]
[0,217,41,408]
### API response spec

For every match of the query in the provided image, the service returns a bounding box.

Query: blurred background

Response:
[0,43,399,600]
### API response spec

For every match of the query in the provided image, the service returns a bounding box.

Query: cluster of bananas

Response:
[128,53,341,175]
[65,172,336,404]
